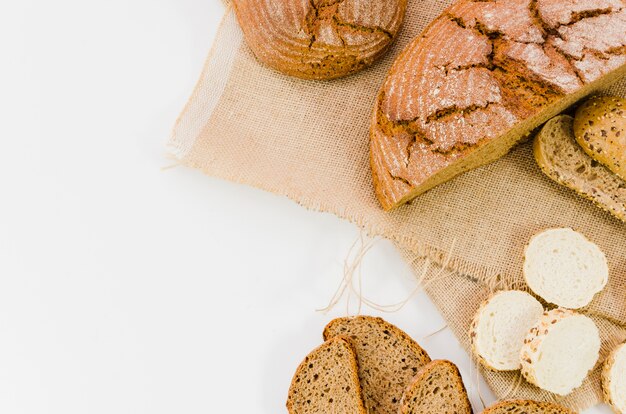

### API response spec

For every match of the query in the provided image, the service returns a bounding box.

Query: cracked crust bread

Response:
[481,399,577,414]
[520,308,601,396]
[370,0,626,210]
[323,316,431,414]
[602,342,626,414]
[574,95,626,180]
[470,290,544,371]
[286,336,367,414]
[534,115,626,222]
[232,0,407,80]
[523,228,608,309]
[398,359,472,414]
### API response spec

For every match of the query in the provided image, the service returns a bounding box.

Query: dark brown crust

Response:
[481,399,577,414]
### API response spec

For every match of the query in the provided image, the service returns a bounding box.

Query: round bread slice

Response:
[602,342,626,414]
[524,228,608,309]
[470,290,544,371]
[232,0,407,80]
[574,96,626,181]
[520,308,601,396]
[323,316,431,414]
[481,399,576,414]
[399,360,472,414]
[286,336,366,414]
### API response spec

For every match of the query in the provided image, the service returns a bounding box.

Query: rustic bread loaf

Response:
[534,115,626,222]
[323,316,431,414]
[286,336,366,414]
[399,359,472,414]
[603,342,626,414]
[481,399,576,414]
[232,0,407,80]
[520,308,601,396]
[370,0,626,210]
[523,228,608,309]
[574,95,626,180]
[470,290,544,371]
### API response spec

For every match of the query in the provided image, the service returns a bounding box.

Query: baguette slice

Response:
[323,316,431,414]
[286,336,366,414]
[574,96,626,181]
[602,342,626,414]
[523,227,608,309]
[399,360,472,414]
[534,114,626,222]
[470,290,544,371]
[481,399,576,414]
[520,308,601,396]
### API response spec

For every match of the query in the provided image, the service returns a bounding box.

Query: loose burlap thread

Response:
[171,1,626,411]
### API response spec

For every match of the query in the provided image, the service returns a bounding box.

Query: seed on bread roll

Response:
[520,308,601,396]
[524,228,608,309]
[603,342,626,414]
[574,96,626,181]
[470,290,544,371]
[232,0,407,80]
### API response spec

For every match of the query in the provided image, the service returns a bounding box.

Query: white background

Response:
[0,1,611,413]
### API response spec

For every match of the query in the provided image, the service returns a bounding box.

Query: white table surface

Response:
[1,1,611,412]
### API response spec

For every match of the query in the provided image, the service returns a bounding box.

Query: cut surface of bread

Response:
[470,290,544,371]
[323,316,431,414]
[602,342,626,414]
[481,399,576,414]
[574,96,626,181]
[370,0,626,210]
[399,359,472,414]
[524,227,608,309]
[534,115,626,222]
[287,336,366,414]
[232,0,407,80]
[520,308,601,396]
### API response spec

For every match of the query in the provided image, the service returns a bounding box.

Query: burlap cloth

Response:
[170,1,626,411]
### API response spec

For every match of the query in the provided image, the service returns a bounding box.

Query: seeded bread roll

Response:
[602,342,626,414]
[574,96,626,180]
[470,290,544,371]
[370,0,626,210]
[399,359,472,414]
[286,336,366,414]
[481,399,576,414]
[523,228,608,309]
[323,316,431,414]
[232,0,407,80]
[520,308,601,396]
[534,115,626,222]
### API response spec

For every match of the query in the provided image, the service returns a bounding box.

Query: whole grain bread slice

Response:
[286,336,366,414]
[399,359,472,414]
[481,399,576,414]
[323,316,431,414]
[534,115,626,223]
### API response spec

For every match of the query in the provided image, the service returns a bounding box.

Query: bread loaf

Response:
[480,399,576,414]
[534,114,626,222]
[323,316,430,414]
[602,342,626,414]
[232,0,407,80]
[370,0,626,210]
[286,336,366,414]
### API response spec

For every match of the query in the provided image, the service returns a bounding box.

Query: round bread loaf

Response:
[520,308,601,396]
[574,95,626,181]
[524,228,608,309]
[603,342,626,414]
[470,290,544,371]
[232,0,407,80]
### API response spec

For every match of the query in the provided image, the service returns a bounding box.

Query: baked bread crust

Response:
[232,0,407,80]
[602,342,626,414]
[370,0,626,210]
[481,399,576,414]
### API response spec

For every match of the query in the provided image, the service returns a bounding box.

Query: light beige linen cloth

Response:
[169,1,626,410]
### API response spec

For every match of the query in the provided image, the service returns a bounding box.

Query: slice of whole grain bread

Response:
[323,316,431,414]
[399,359,472,414]
[286,336,366,414]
